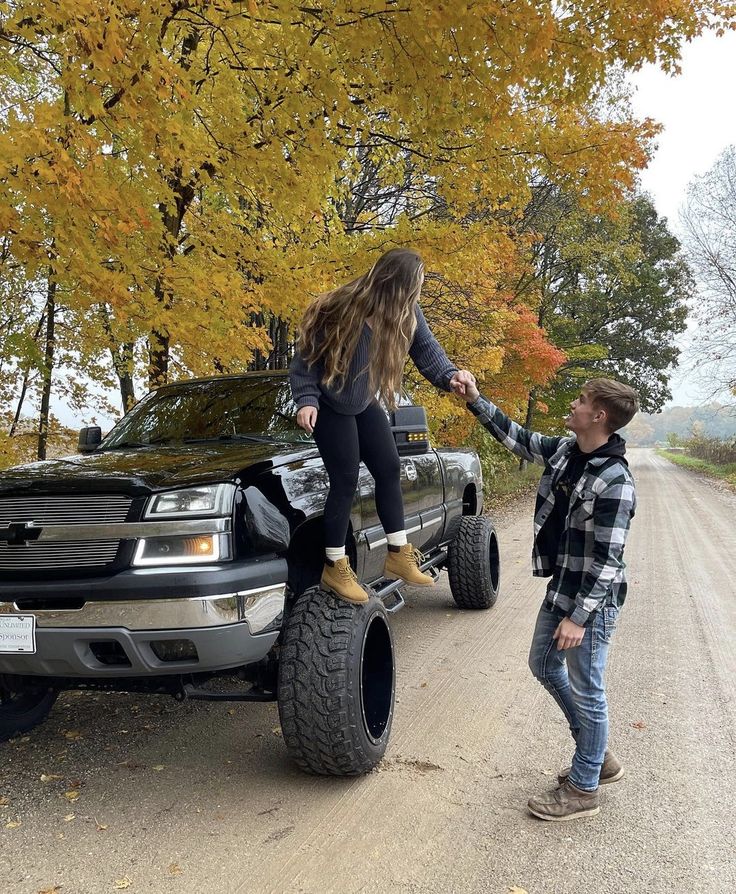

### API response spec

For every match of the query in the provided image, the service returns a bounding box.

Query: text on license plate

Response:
[0,615,37,653]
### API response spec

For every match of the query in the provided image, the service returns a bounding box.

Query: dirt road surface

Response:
[2,447,735,894]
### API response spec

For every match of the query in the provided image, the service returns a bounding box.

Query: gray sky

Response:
[630,30,736,407]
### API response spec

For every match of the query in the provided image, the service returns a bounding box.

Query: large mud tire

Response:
[0,676,58,742]
[448,515,500,610]
[278,588,395,776]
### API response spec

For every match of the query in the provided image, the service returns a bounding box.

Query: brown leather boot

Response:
[557,749,624,787]
[321,557,369,604]
[528,779,600,822]
[383,544,434,587]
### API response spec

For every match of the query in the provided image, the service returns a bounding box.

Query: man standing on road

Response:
[459,377,638,821]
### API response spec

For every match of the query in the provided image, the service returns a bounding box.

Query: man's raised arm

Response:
[461,381,566,467]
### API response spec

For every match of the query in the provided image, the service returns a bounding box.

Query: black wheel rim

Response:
[487,527,500,592]
[359,613,394,745]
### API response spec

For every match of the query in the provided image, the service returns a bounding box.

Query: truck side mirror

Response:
[78,426,102,453]
[391,405,430,455]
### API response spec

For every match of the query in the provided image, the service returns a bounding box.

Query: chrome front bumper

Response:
[0,584,286,678]
[0,583,286,635]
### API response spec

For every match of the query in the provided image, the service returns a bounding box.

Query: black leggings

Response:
[312,401,404,548]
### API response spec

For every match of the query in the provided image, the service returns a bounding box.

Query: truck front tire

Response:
[278,588,395,776]
[448,515,500,609]
[0,676,58,742]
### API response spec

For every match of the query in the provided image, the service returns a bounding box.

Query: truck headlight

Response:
[132,533,232,567]
[144,484,235,518]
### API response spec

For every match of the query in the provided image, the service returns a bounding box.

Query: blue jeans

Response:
[528,600,619,791]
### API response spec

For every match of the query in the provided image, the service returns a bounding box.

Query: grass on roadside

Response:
[485,460,542,511]
[657,449,736,490]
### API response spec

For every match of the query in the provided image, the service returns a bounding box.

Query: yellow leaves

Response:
[63,730,82,740]
[63,790,80,803]
[4,819,22,829]
[40,774,63,783]
[168,863,183,876]
[113,878,132,889]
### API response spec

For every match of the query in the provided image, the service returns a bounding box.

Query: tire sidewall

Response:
[448,515,500,609]
[0,678,58,742]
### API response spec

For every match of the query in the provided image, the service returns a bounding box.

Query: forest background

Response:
[1,1,735,476]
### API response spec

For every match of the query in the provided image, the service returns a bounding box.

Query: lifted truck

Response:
[0,372,500,775]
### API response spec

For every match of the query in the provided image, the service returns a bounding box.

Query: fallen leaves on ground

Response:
[63,731,82,741]
[168,864,183,876]
[38,887,63,894]
[62,814,75,822]
[40,774,63,783]
[113,878,132,889]
[631,720,647,730]
[95,818,108,831]
[152,765,165,771]
[4,819,22,829]
[63,791,80,803]
[0,796,9,807]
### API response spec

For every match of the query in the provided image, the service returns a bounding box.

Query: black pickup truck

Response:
[0,372,500,775]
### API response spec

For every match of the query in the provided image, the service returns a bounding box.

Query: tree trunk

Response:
[518,390,536,472]
[118,343,136,411]
[9,309,46,437]
[37,274,56,460]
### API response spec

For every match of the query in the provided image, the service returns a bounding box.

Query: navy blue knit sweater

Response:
[289,304,458,414]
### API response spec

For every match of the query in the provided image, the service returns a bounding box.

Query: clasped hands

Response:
[449,370,479,402]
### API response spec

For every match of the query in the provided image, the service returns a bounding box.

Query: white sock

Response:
[386,531,407,547]
[325,547,346,562]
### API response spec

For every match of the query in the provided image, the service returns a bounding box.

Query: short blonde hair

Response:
[584,378,639,432]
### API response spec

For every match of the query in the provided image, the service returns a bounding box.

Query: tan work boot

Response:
[383,544,434,587]
[528,779,600,822]
[321,557,369,604]
[557,749,624,787]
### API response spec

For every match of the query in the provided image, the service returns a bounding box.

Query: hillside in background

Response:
[622,403,736,445]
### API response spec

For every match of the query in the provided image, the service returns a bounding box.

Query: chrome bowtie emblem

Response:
[0,521,43,546]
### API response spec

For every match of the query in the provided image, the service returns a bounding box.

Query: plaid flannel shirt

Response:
[469,394,636,626]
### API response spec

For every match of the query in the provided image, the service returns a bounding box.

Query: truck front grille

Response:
[0,495,132,570]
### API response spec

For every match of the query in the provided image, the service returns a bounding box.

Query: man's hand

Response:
[296,406,318,434]
[449,369,476,398]
[553,617,586,651]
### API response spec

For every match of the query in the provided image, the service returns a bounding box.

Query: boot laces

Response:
[407,546,424,568]
[339,561,358,582]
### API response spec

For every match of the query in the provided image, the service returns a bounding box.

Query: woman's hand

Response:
[296,406,318,435]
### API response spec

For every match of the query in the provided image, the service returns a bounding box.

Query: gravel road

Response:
[1,447,735,894]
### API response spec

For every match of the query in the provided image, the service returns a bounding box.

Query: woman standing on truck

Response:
[289,247,474,603]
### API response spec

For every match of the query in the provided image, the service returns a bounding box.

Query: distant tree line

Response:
[622,404,736,446]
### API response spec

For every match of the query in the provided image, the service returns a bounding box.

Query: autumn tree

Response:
[681,145,736,406]
[509,188,692,445]
[0,1,733,458]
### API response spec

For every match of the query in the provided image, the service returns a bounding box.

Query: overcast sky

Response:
[630,30,736,406]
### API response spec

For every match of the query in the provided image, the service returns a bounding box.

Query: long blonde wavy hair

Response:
[297,248,424,410]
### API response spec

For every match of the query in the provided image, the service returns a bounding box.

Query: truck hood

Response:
[0,441,318,497]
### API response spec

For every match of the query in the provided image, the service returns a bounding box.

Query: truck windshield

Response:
[101,377,310,449]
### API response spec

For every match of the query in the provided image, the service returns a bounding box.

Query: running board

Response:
[182,683,276,702]
[370,549,447,614]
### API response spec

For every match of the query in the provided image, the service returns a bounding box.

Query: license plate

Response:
[0,615,36,653]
